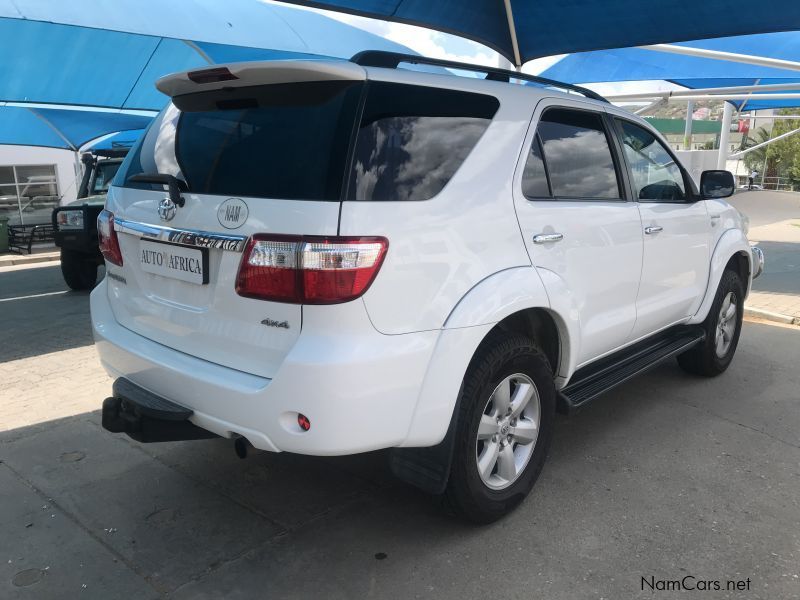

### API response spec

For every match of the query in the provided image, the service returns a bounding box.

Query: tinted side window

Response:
[521,135,551,198]
[617,120,686,202]
[348,82,499,201]
[537,108,620,199]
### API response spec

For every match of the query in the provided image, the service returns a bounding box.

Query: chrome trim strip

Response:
[114,217,247,252]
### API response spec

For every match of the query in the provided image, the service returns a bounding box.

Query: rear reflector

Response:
[97,209,123,266]
[187,67,239,84]
[236,235,388,304]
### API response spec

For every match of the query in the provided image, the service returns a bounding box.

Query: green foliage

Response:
[769,111,800,184]
[741,109,800,188]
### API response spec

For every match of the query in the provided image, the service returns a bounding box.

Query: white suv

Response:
[92,52,764,522]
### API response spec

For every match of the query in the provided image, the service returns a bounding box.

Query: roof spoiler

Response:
[156,60,366,98]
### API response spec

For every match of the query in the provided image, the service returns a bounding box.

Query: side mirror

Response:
[700,170,735,199]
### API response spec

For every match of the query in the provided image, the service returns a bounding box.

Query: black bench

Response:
[8,223,56,254]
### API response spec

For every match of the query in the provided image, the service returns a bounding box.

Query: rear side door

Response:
[514,100,643,367]
[609,115,711,339]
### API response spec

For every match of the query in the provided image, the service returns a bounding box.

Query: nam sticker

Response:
[217,198,249,229]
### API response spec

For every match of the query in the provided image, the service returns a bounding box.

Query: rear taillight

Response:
[97,209,123,266]
[236,235,388,304]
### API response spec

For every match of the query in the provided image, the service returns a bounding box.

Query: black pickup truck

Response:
[52,149,127,290]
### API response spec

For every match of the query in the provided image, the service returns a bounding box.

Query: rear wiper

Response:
[127,173,188,207]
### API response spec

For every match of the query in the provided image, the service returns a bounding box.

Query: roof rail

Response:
[350,51,608,103]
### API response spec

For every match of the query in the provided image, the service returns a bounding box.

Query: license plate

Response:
[139,239,209,285]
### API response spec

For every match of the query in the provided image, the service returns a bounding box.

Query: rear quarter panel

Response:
[340,76,535,335]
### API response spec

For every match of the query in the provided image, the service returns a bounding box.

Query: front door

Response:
[514,100,643,367]
[611,116,712,339]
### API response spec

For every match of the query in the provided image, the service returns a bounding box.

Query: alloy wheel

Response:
[475,373,541,490]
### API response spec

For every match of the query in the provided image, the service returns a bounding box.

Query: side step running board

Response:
[559,326,705,413]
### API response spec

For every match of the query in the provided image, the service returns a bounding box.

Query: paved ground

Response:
[1,263,799,599]
[731,191,800,320]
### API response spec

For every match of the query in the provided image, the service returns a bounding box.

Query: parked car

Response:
[53,149,127,290]
[92,52,764,523]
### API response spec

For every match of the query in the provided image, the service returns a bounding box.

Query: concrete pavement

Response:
[1,263,799,599]
[730,191,800,322]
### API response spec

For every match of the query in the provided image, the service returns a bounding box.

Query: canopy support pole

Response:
[607,92,800,102]
[684,100,694,150]
[729,126,800,158]
[605,82,800,101]
[27,108,76,151]
[502,0,522,68]
[639,44,800,72]
[717,102,734,170]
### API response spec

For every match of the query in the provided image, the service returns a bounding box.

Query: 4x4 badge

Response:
[158,197,177,222]
[217,198,249,229]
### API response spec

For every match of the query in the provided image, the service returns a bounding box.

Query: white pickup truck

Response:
[92,52,764,522]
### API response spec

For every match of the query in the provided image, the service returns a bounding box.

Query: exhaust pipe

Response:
[234,437,250,459]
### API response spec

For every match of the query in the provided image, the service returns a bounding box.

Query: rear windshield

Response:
[116,80,361,201]
[116,79,498,202]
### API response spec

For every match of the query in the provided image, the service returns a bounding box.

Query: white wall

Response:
[0,145,79,205]
[675,150,720,187]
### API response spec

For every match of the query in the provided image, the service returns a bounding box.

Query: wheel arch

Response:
[402,267,573,450]
[689,228,752,325]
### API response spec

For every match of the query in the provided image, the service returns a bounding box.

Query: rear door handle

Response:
[644,226,663,235]
[533,233,564,244]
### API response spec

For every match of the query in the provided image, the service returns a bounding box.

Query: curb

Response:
[744,306,800,326]
[0,252,60,267]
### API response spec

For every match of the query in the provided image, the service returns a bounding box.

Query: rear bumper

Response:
[90,279,440,455]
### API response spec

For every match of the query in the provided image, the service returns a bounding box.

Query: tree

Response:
[740,110,800,189]
[768,111,800,187]
[741,126,772,174]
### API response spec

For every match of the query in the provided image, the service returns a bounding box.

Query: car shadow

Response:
[0,265,97,362]
[1,319,797,597]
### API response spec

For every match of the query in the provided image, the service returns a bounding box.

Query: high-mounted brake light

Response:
[236,235,388,304]
[187,67,239,84]
[97,209,123,266]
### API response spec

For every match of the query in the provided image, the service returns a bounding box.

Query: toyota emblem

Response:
[158,197,177,222]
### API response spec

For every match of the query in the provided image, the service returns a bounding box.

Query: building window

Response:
[0,164,59,225]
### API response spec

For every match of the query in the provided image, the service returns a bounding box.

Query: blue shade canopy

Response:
[87,130,147,152]
[0,107,153,150]
[539,33,800,109]
[0,0,412,148]
[0,2,411,111]
[275,0,800,65]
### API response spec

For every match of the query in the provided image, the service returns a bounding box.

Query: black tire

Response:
[60,249,98,291]
[445,332,555,524]
[677,268,744,377]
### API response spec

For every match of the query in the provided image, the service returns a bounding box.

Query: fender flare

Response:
[402,267,575,449]
[443,265,579,380]
[393,267,576,493]
[689,228,752,325]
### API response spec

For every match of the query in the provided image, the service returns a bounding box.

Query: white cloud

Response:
[264,1,505,67]
[329,12,503,67]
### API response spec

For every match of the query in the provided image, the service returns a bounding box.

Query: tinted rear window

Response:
[115,79,498,202]
[347,82,499,201]
[116,80,362,201]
